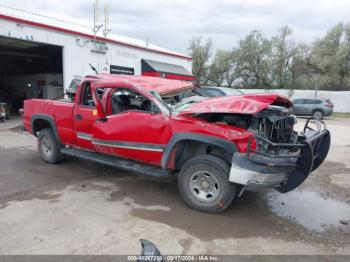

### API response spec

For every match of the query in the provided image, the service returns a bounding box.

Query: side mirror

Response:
[138,239,163,262]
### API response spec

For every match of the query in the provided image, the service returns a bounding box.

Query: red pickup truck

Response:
[23,74,330,213]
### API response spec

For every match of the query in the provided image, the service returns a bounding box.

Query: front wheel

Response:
[178,155,237,213]
[38,128,62,164]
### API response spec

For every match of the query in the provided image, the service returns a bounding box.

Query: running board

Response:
[61,147,173,180]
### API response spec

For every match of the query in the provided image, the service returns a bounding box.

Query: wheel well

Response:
[172,140,232,171]
[32,119,52,136]
[312,109,324,114]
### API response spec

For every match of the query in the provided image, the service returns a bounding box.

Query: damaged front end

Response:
[229,106,331,193]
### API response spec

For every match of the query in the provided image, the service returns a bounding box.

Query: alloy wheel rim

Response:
[314,111,322,119]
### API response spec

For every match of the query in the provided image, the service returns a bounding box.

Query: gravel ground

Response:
[0,116,349,255]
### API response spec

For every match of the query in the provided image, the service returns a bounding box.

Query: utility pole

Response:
[315,74,319,98]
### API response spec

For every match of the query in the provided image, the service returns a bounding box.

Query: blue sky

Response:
[1,0,349,54]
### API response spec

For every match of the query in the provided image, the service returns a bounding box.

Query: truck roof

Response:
[85,74,196,96]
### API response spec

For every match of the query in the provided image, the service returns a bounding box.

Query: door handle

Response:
[75,114,82,120]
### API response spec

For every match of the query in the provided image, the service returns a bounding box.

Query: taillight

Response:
[325,100,333,108]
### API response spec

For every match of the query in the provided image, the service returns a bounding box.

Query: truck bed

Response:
[23,99,75,144]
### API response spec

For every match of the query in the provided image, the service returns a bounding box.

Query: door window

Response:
[303,99,322,105]
[293,99,304,104]
[110,88,159,114]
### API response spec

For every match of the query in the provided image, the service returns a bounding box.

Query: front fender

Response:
[161,132,237,169]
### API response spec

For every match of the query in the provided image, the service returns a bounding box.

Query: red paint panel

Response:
[73,106,99,150]
[141,72,161,77]
[141,72,195,82]
[166,73,196,81]
[89,74,195,96]
[92,111,172,165]
[53,101,75,145]
[170,116,253,153]
[179,94,293,115]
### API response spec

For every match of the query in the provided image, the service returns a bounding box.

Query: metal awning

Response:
[141,59,194,77]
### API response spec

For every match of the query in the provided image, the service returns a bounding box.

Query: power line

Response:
[0,3,91,29]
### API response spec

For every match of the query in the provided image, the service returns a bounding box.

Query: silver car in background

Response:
[292,98,333,119]
[201,86,244,96]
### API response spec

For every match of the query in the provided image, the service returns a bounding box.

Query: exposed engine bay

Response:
[165,90,299,157]
[250,106,299,154]
[194,105,299,156]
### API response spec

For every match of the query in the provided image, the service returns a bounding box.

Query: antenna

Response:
[103,4,112,39]
[89,63,99,74]
[94,0,98,27]
[92,0,103,43]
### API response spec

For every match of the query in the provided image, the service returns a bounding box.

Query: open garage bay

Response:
[0,36,63,115]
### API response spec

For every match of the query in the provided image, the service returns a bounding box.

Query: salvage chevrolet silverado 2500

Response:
[23,74,331,213]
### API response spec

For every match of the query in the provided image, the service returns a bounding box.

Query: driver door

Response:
[91,86,172,166]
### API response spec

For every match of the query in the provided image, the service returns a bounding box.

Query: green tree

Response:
[307,23,350,90]
[224,50,240,87]
[289,44,311,89]
[206,49,234,86]
[271,26,297,88]
[188,37,213,84]
[188,22,350,90]
[235,30,272,88]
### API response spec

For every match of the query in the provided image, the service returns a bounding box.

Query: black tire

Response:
[312,110,324,119]
[38,128,62,164]
[178,154,237,213]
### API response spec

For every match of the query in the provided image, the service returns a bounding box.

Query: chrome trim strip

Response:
[92,139,165,152]
[77,132,92,141]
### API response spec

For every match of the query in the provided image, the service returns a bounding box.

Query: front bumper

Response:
[229,162,288,191]
[229,119,331,193]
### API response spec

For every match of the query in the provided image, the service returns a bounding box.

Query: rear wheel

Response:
[312,110,324,119]
[38,128,62,164]
[178,155,236,213]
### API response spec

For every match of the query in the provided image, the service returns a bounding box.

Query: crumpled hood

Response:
[178,94,293,115]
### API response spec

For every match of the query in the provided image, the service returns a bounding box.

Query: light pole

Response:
[314,74,319,98]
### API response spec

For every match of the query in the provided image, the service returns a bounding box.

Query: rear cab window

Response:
[80,83,95,107]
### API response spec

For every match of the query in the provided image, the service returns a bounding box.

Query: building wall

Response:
[0,18,192,90]
[238,89,350,113]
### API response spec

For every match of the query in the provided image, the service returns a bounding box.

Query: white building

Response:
[0,5,193,109]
